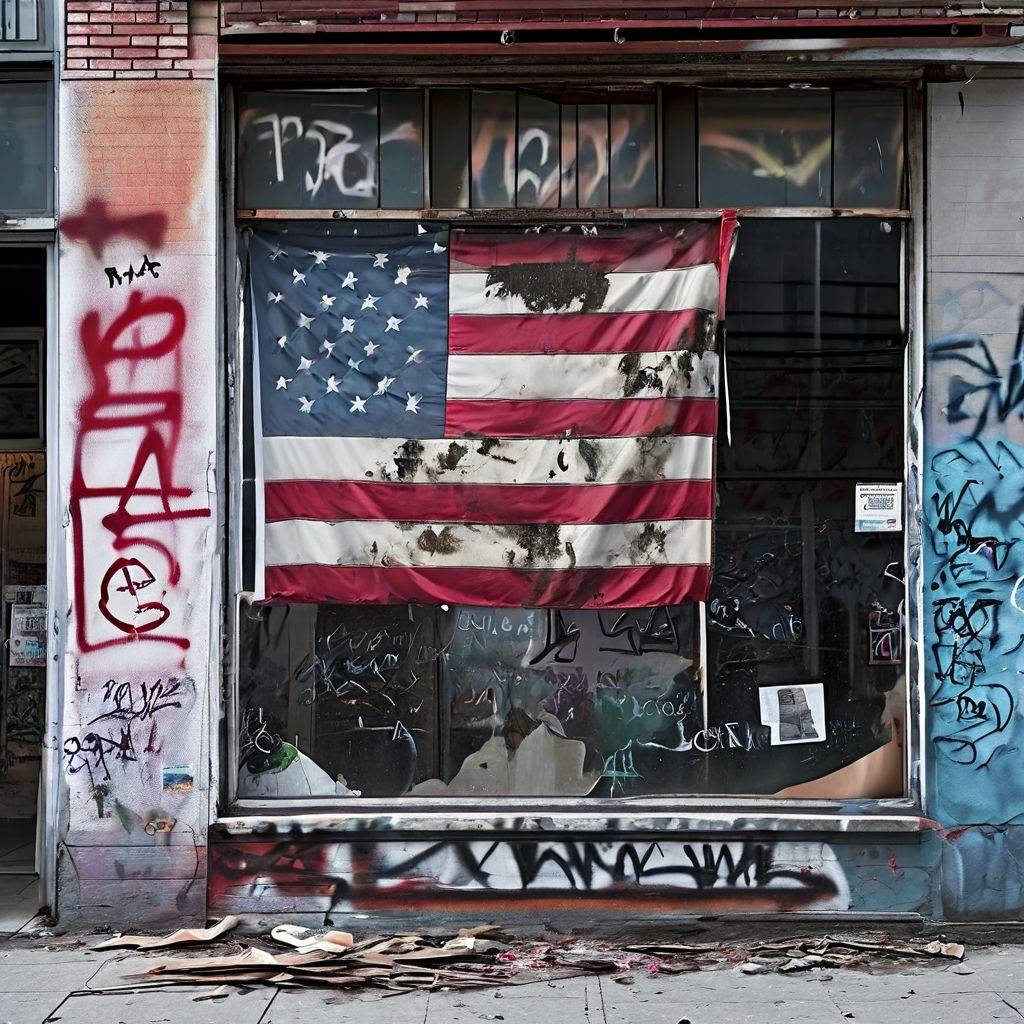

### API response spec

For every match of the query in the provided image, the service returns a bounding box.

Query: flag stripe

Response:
[265,479,714,526]
[447,351,718,401]
[448,309,709,354]
[443,397,718,439]
[451,227,725,273]
[263,434,713,485]
[449,265,720,316]
[265,518,711,569]
[264,564,712,608]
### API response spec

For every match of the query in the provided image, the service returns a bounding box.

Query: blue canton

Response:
[251,226,449,439]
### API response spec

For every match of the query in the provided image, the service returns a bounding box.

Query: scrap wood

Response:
[93,915,239,951]
[624,942,719,955]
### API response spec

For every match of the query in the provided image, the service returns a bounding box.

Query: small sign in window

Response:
[855,483,903,533]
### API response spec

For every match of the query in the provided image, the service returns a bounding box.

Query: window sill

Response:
[215,799,930,838]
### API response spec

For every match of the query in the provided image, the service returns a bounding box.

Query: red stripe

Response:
[265,479,713,525]
[263,564,711,609]
[449,309,708,354]
[451,223,723,273]
[444,397,717,438]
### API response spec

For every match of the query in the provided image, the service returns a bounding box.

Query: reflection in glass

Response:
[610,104,657,207]
[430,90,470,208]
[238,90,379,210]
[471,90,516,208]
[699,89,832,207]
[577,104,610,207]
[379,90,424,209]
[834,90,905,208]
[517,92,560,207]
[0,81,51,215]
[560,104,578,208]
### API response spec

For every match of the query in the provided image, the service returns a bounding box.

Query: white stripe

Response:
[263,434,712,485]
[447,350,718,401]
[265,518,711,569]
[450,264,721,316]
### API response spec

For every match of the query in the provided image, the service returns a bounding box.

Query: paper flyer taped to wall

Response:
[759,683,827,746]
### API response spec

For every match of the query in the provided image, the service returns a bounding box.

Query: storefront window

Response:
[233,222,907,802]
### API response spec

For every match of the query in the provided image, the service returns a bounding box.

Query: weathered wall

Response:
[925,77,1024,917]
[55,1,218,925]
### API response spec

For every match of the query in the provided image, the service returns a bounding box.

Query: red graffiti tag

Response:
[70,289,210,652]
[62,198,168,259]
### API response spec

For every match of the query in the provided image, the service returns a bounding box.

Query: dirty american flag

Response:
[248,216,737,608]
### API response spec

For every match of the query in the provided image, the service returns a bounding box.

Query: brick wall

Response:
[64,0,216,79]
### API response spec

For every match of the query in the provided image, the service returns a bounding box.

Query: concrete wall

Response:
[54,0,218,925]
[925,77,1024,917]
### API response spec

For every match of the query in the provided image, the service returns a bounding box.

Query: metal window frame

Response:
[0,71,55,224]
[219,78,925,822]
[0,0,49,54]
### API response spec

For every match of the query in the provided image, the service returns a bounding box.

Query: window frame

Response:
[0,0,50,54]
[220,78,925,820]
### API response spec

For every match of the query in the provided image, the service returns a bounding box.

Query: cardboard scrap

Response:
[271,924,354,954]
[93,916,239,951]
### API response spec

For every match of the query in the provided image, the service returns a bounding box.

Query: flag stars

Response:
[372,253,390,268]
[275,376,291,390]
[347,357,363,371]
[292,269,306,285]
[320,294,336,311]
[405,393,422,414]
[385,316,403,333]
[350,395,367,413]
[298,395,314,414]
[375,375,396,396]
[340,317,356,334]
[311,250,330,265]
[321,340,336,357]
[432,242,447,254]
[297,312,315,330]
[341,271,358,289]
[277,336,288,349]
[297,355,313,372]
[325,375,340,394]
[364,340,380,356]
[405,347,423,365]
[361,294,380,311]
[268,291,283,304]
[395,266,412,285]
[269,247,285,261]
[413,294,429,309]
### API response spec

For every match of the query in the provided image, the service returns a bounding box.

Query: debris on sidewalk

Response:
[93,915,240,951]
[84,926,969,997]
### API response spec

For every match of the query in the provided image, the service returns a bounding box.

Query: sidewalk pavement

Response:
[2,934,1024,1024]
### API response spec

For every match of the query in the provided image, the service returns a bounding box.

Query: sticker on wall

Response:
[8,603,46,667]
[868,607,903,665]
[759,683,826,746]
[854,483,903,532]
[161,764,194,794]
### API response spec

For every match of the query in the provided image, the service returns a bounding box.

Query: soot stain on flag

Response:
[620,437,675,483]
[630,523,669,560]
[485,245,610,313]
[436,441,469,472]
[392,440,425,480]
[416,526,461,556]
[504,524,562,566]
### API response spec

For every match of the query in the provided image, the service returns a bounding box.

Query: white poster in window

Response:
[855,483,903,533]
[9,603,46,667]
[759,683,826,746]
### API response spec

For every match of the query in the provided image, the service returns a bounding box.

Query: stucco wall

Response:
[54,71,218,924]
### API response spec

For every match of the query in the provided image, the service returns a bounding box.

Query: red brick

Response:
[113,2,160,10]
[62,69,115,79]
[82,22,113,33]
[67,1,113,10]
[66,23,94,34]
[116,69,157,78]
[156,69,192,78]
[132,57,174,68]
[67,45,110,56]
[65,58,89,69]
[113,46,157,56]
[67,12,90,22]
[133,10,158,20]
[89,57,133,68]
[88,11,137,21]
[125,33,158,43]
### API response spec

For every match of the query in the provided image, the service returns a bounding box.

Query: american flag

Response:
[249,216,737,608]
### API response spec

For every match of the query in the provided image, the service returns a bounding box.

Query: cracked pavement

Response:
[2,937,1024,1024]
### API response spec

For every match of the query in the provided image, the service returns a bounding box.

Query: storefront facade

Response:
[40,0,1024,926]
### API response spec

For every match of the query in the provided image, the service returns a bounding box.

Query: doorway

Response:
[0,246,46,931]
